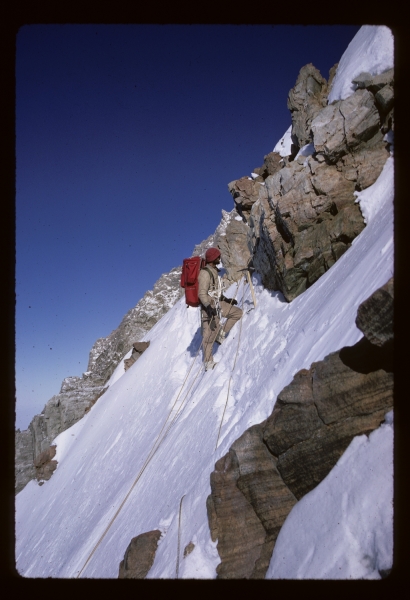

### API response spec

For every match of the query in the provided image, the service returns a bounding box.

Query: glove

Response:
[205,304,217,319]
[221,296,237,305]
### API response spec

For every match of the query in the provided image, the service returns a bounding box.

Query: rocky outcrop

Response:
[124,341,150,371]
[15,429,35,494]
[287,63,329,149]
[207,279,393,578]
[237,63,393,302]
[118,530,161,578]
[34,445,57,484]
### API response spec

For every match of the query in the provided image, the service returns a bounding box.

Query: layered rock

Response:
[229,63,393,302]
[118,530,161,578]
[207,279,393,578]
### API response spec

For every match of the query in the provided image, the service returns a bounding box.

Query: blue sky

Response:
[16,24,361,429]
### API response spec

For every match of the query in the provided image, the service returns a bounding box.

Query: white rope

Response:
[215,277,247,451]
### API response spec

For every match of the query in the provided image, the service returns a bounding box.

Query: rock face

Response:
[15,429,35,494]
[118,530,161,579]
[207,279,393,578]
[228,63,393,302]
[287,63,329,149]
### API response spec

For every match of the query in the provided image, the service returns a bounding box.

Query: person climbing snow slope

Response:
[198,247,243,371]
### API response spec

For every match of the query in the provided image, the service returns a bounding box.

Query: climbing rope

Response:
[176,494,185,578]
[76,277,243,577]
[215,276,248,451]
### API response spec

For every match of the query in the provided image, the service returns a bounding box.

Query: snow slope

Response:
[328,25,394,103]
[16,156,393,578]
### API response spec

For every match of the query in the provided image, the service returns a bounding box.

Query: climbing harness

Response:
[176,494,185,579]
[215,276,248,451]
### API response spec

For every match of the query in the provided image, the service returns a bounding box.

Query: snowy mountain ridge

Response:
[16,26,394,579]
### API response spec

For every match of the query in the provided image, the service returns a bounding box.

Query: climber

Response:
[198,247,243,371]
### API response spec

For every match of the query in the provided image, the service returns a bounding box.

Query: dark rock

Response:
[356,277,393,346]
[263,369,323,456]
[276,408,389,500]
[118,530,161,578]
[210,446,267,579]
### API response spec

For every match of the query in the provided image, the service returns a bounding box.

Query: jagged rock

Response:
[118,530,161,578]
[208,280,393,578]
[34,445,58,482]
[245,71,392,302]
[287,64,328,149]
[253,152,282,180]
[312,89,380,163]
[227,177,268,221]
[356,277,393,347]
[251,153,366,300]
[336,134,389,190]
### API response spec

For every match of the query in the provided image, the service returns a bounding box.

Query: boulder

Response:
[118,530,161,578]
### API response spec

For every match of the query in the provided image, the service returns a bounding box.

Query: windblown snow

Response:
[16,26,394,579]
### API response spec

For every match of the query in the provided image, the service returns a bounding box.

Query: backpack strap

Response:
[203,266,216,286]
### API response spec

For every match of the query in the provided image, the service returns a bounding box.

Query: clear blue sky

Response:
[16,24,361,430]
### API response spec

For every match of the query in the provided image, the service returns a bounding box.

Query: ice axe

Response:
[238,266,257,308]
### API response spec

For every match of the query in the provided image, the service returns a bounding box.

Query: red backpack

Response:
[180,256,206,307]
